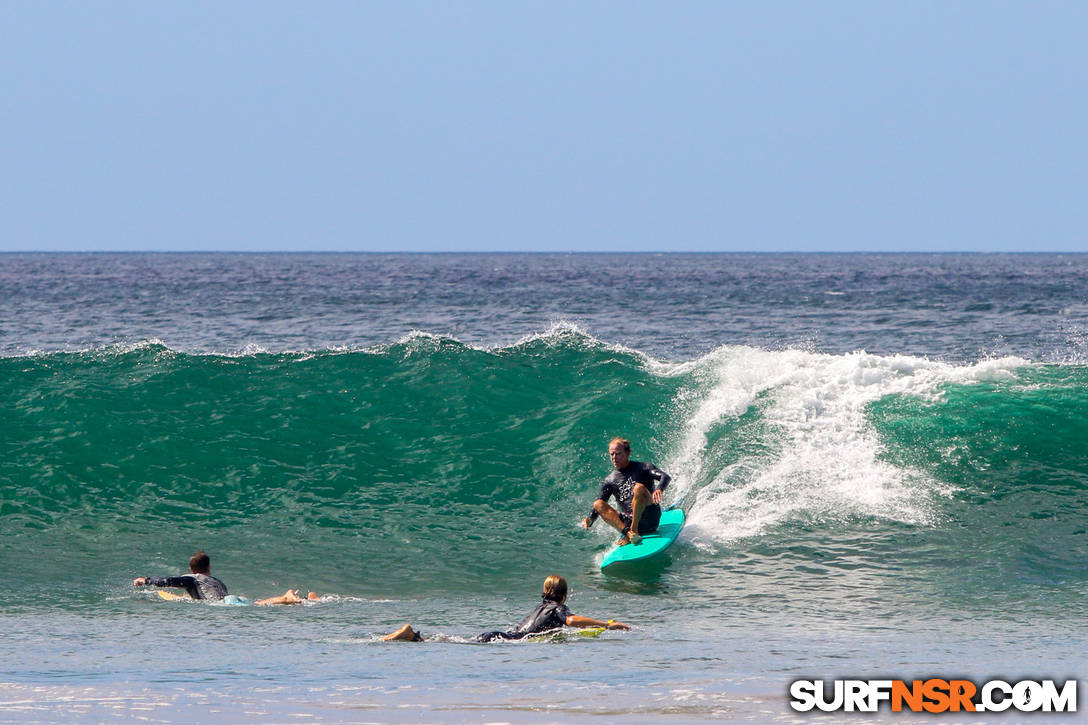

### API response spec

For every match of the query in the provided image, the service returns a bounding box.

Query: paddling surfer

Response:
[133,550,228,600]
[133,550,318,605]
[581,437,671,546]
[383,575,630,642]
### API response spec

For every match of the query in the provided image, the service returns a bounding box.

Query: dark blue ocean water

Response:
[4,252,1088,361]
[1,253,1085,723]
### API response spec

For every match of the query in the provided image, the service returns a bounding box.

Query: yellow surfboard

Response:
[527,626,605,642]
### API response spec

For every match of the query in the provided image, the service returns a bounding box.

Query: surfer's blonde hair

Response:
[542,575,567,603]
[609,437,631,453]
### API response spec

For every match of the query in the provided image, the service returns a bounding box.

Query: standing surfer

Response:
[581,437,671,546]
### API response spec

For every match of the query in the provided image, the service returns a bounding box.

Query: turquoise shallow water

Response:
[1,254,1086,722]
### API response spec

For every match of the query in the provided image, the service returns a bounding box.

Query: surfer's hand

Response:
[581,517,592,529]
[607,621,630,630]
[133,577,147,586]
[652,489,663,504]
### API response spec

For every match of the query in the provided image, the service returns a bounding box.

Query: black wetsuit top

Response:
[145,573,227,601]
[588,460,670,521]
[474,599,572,642]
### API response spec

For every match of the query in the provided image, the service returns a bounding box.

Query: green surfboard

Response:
[600,508,685,571]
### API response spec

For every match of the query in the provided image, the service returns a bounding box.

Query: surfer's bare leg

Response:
[628,484,651,543]
[382,623,421,641]
[255,589,303,606]
[593,499,634,545]
[593,499,626,532]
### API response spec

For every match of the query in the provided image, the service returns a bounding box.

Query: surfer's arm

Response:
[139,575,191,589]
[649,465,671,504]
[583,499,606,528]
[585,481,616,525]
[566,614,630,630]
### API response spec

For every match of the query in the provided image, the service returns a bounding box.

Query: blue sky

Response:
[2,1,1085,252]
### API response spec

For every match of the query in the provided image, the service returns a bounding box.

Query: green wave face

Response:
[869,365,1088,597]
[4,336,1086,612]
[0,336,683,597]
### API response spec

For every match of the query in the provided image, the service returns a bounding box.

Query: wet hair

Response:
[542,574,567,603]
[189,551,211,574]
[609,437,631,453]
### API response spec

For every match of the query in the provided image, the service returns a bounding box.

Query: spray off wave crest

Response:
[662,347,1031,547]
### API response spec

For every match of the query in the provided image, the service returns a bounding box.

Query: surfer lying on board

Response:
[132,550,319,605]
[581,437,671,546]
[382,575,630,642]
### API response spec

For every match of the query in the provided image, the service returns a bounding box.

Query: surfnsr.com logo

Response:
[789,679,1078,713]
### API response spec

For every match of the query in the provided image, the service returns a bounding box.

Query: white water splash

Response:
[656,346,1029,547]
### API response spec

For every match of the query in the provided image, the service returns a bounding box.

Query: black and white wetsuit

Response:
[145,573,228,601]
[588,460,670,533]
[474,599,572,642]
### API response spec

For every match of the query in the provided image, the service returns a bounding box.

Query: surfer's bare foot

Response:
[615,531,631,546]
[382,623,420,642]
